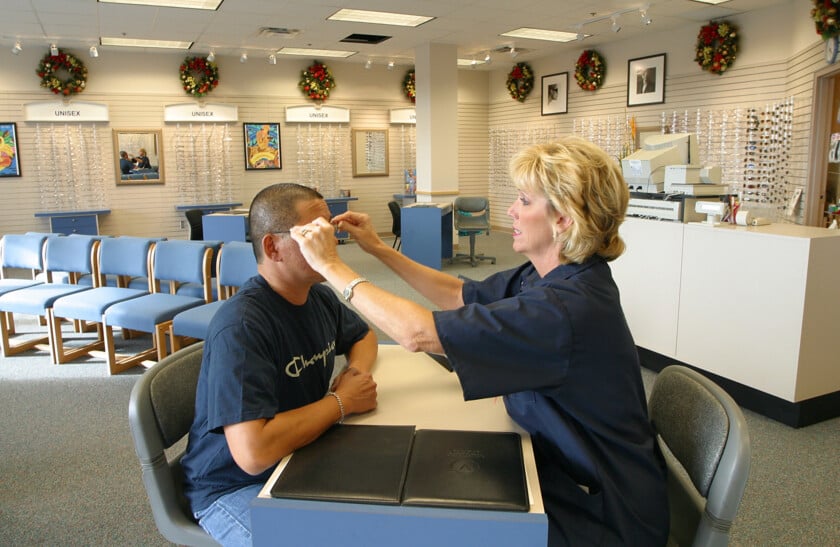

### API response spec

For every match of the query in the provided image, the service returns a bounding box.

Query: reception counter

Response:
[611,217,840,426]
[251,344,547,547]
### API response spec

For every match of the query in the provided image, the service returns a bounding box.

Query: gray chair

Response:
[128,342,219,547]
[648,365,751,547]
[451,196,496,267]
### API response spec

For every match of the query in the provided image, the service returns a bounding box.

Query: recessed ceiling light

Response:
[97,0,223,9]
[501,28,578,43]
[100,37,193,49]
[276,47,356,58]
[328,8,434,27]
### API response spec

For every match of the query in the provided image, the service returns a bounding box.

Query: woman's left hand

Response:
[290,217,341,273]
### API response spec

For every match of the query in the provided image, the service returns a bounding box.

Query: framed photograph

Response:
[352,128,389,177]
[627,54,666,107]
[541,72,568,116]
[0,122,22,177]
[244,123,282,170]
[113,129,164,185]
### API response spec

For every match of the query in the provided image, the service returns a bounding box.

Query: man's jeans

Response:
[195,483,263,547]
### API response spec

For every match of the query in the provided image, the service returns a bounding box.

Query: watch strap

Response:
[342,277,369,302]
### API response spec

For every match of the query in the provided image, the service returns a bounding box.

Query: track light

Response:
[610,15,621,33]
[509,46,518,59]
[11,41,22,55]
[640,7,652,25]
[484,52,491,64]
[364,58,372,69]
[50,43,59,56]
[89,46,99,58]
[240,52,248,63]
[207,50,215,62]
[267,53,276,64]
[387,60,394,70]
[575,24,584,41]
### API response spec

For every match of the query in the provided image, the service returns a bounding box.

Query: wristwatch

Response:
[342,277,369,302]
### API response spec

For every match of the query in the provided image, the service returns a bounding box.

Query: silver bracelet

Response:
[327,391,345,424]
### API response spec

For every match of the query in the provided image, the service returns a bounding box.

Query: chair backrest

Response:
[454,196,491,234]
[387,200,401,236]
[128,342,218,546]
[151,240,214,302]
[648,365,751,547]
[216,241,257,299]
[96,236,158,288]
[43,235,99,283]
[184,209,204,241]
[1,234,48,278]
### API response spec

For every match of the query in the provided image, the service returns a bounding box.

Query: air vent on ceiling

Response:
[258,27,300,37]
[341,34,391,45]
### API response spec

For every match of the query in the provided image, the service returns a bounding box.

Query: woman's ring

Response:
[300,228,309,236]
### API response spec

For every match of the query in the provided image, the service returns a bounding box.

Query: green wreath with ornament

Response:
[574,50,605,91]
[506,62,534,102]
[179,56,219,97]
[695,20,738,75]
[403,69,416,103]
[299,61,336,102]
[812,0,840,39]
[36,49,87,96]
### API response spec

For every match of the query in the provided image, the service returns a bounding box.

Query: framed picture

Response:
[541,72,568,116]
[244,123,282,170]
[113,129,164,185]
[0,122,22,177]
[627,54,666,107]
[352,128,389,177]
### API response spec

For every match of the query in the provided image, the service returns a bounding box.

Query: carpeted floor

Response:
[1,232,838,545]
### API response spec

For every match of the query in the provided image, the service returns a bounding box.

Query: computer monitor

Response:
[621,132,699,191]
[642,133,698,165]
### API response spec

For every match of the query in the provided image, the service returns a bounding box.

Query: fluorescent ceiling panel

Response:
[98,0,223,9]
[328,9,434,27]
[277,47,356,58]
[501,28,578,43]
[457,59,487,66]
[100,37,193,49]
[690,0,731,4]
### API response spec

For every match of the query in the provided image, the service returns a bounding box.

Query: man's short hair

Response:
[249,183,323,261]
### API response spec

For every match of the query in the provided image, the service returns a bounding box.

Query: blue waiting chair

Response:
[48,236,158,366]
[0,233,48,297]
[0,235,98,357]
[169,241,257,352]
[172,240,223,301]
[101,240,214,374]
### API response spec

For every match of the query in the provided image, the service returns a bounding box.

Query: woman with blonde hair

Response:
[293,136,669,545]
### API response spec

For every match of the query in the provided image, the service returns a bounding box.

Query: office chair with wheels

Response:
[451,196,496,267]
[128,342,219,547]
[648,365,751,547]
[387,200,401,250]
[184,209,204,241]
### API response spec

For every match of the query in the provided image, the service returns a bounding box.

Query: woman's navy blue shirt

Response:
[433,257,669,546]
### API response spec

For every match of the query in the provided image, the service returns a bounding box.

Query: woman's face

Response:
[507,188,562,263]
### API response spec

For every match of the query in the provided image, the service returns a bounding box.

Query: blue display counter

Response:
[34,209,111,235]
[401,203,453,270]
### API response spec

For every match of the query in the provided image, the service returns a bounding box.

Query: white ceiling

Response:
[1,0,790,68]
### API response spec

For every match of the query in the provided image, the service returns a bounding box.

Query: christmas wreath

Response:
[36,49,87,96]
[506,62,534,102]
[574,50,605,91]
[811,0,840,38]
[403,69,416,103]
[179,56,219,97]
[694,20,738,75]
[299,61,336,102]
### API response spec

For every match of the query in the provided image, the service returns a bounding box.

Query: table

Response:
[34,209,110,235]
[401,203,453,269]
[251,344,548,547]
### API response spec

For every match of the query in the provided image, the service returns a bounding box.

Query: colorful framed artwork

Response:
[0,122,22,177]
[541,72,568,116]
[244,123,282,170]
[627,53,666,107]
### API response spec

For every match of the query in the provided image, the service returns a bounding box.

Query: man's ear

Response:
[261,234,281,262]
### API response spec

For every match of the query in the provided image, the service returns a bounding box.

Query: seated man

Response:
[182,183,378,546]
[119,150,133,174]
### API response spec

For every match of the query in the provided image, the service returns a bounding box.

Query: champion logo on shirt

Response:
[285,340,336,378]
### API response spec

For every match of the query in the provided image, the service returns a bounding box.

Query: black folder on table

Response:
[270,424,529,512]
[270,424,416,505]
[401,429,529,512]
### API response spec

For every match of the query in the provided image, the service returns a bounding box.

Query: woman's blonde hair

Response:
[509,136,628,263]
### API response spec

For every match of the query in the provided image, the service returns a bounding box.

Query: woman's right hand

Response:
[332,211,387,254]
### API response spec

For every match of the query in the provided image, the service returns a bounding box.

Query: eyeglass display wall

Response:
[33,123,108,211]
[171,123,235,205]
[293,123,349,198]
[489,96,795,221]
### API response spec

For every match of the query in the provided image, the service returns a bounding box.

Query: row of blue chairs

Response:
[0,233,257,374]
